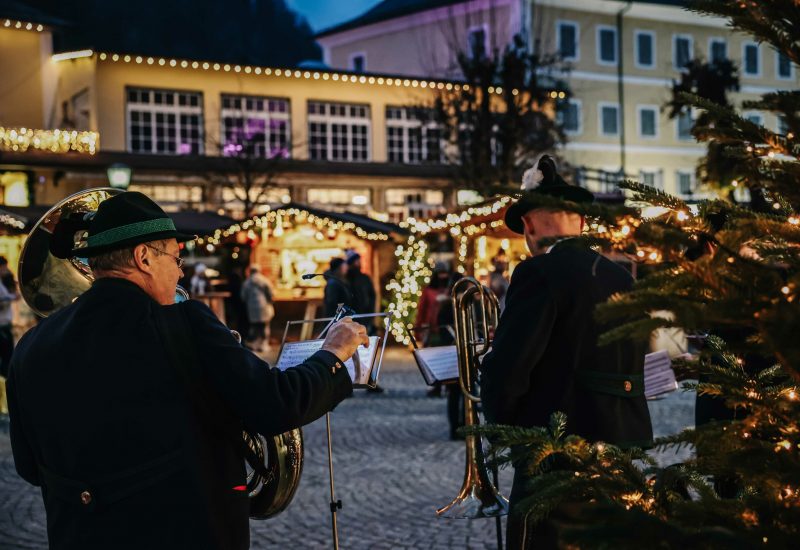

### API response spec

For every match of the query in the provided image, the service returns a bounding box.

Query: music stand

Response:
[276,310,393,550]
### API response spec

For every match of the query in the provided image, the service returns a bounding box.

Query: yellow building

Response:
[317,0,799,199]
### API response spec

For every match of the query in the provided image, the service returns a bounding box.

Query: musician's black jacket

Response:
[480,241,653,448]
[7,277,352,550]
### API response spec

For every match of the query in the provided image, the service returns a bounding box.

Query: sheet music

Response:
[644,350,678,398]
[413,346,459,384]
[275,336,381,386]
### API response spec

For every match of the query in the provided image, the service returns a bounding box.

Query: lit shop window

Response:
[306,188,371,211]
[128,184,203,211]
[221,95,290,158]
[0,172,29,206]
[126,88,203,155]
[308,101,370,162]
[386,107,445,164]
[385,189,445,222]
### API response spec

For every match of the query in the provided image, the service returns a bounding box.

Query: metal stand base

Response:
[326,412,341,550]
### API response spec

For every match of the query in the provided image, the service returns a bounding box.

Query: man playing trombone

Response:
[7,192,368,550]
[480,156,653,549]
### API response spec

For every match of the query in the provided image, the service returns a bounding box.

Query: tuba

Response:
[437,276,508,518]
[18,188,302,520]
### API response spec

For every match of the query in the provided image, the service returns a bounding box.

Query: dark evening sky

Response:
[286,0,382,31]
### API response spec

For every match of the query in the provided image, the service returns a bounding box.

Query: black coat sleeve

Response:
[479,261,557,425]
[182,300,352,436]
[7,332,41,486]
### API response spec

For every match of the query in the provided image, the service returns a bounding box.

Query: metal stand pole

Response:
[326,412,341,550]
[492,465,503,550]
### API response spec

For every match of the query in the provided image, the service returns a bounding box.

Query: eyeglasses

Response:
[145,245,184,269]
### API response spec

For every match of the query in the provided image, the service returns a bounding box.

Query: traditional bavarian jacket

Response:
[8,277,352,550]
[480,240,653,448]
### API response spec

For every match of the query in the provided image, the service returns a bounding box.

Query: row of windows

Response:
[559,100,788,141]
[556,21,795,78]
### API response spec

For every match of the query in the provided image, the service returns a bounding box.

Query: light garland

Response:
[198,206,392,246]
[0,127,99,154]
[2,19,45,32]
[81,52,567,97]
[0,213,25,230]
[385,236,431,344]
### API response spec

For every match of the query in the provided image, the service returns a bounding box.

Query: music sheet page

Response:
[275,336,381,386]
[414,345,459,383]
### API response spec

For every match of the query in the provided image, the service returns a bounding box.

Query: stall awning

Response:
[276,202,409,237]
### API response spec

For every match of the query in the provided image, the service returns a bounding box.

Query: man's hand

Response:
[321,317,369,362]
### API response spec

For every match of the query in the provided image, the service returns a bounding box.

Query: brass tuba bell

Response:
[17,188,303,520]
[437,276,509,519]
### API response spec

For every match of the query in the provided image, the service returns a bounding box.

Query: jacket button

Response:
[80,491,92,505]
[623,381,632,392]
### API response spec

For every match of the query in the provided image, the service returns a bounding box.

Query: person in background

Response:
[0,256,17,415]
[488,250,510,312]
[190,262,210,296]
[323,257,351,317]
[415,263,451,397]
[240,264,275,352]
[345,251,376,332]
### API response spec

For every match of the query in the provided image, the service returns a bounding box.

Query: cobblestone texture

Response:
[0,348,695,549]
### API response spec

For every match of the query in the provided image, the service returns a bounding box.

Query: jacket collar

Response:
[91,276,154,301]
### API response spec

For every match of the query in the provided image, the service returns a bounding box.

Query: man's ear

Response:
[521,213,535,235]
[133,243,151,272]
[580,215,586,233]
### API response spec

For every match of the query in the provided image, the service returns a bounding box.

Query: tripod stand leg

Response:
[326,412,341,550]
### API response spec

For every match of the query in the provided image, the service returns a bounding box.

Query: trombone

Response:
[437,277,508,525]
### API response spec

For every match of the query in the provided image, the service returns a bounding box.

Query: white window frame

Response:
[558,98,583,136]
[385,107,445,164]
[467,24,490,59]
[639,168,663,190]
[675,169,696,198]
[556,20,579,62]
[743,111,763,126]
[220,94,291,159]
[776,51,795,80]
[349,52,366,72]
[672,33,693,72]
[675,109,695,141]
[708,37,727,62]
[636,105,659,139]
[634,30,656,69]
[596,25,618,66]
[598,101,620,137]
[742,41,761,78]
[307,101,372,162]
[126,87,204,155]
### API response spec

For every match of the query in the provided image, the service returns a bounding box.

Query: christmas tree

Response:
[477,1,800,547]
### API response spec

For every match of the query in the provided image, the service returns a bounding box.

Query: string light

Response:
[3,19,45,32]
[0,127,99,154]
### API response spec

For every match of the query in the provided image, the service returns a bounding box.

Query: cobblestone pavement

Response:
[0,348,695,549]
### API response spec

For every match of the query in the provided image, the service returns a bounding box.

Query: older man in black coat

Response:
[480,156,653,549]
[7,192,367,550]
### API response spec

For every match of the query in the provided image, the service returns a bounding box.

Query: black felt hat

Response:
[504,155,594,235]
[70,192,195,258]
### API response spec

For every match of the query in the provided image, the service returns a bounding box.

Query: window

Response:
[640,170,663,190]
[468,26,488,59]
[744,112,763,126]
[676,170,695,197]
[557,21,578,61]
[597,26,617,65]
[306,188,371,211]
[743,42,760,77]
[673,34,692,71]
[777,52,793,79]
[350,53,366,73]
[677,110,693,140]
[709,38,727,62]
[386,107,444,164]
[127,88,204,155]
[778,115,789,136]
[557,99,582,135]
[220,95,290,158]
[599,103,619,136]
[637,106,658,138]
[635,31,655,69]
[385,189,445,222]
[307,101,371,162]
[128,184,203,211]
